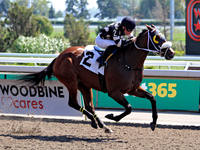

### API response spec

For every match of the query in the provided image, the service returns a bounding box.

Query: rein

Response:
[122,30,164,71]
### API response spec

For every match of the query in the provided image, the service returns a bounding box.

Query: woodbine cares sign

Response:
[0,74,82,117]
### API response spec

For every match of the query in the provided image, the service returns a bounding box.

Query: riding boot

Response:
[96,45,118,66]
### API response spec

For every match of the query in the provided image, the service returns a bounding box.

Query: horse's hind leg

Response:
[61,81,97,129]
[68,94,97,129]
[54,58,97,129]
[128,86,158,131]
[78,82,113,133]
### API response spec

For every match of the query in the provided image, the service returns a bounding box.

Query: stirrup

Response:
[102,61,107,67]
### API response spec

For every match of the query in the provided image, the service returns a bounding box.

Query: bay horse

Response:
[19,24,175,133]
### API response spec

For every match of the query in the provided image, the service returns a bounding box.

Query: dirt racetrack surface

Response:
[0,116,200,150]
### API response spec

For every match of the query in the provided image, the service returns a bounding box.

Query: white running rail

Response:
[0,53,199,78]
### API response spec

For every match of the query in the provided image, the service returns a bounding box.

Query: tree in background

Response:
[55,10,63,18]
[138,0,157,19]
[64,14,90,46]
[77,0,90,19]
[48,4,56,18]
[95,0,119,19]
[118,0,139,17]
[175,0,185,19]
[13,0,28,7]
[0,15,10,52]
[5,3,40,39]
[0,3,40,52]
[119,0,131,16]
[0,0,10,16]
[152,0,169,39]
[65,0,90,19]
[0,2,54,52]
[33,15,53,36]
[65,0,78,16]
[138,0,185,19]
[32,0,50,17]
[13,0,54,18]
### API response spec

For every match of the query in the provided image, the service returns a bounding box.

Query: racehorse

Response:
[18,24,175,133]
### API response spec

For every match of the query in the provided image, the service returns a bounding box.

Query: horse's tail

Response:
[19,58,57,86]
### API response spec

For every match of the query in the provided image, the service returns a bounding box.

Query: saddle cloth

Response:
[80,45,105,75]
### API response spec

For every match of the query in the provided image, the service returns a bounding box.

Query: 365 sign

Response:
[97,78,199,112]
[186,0,200,55]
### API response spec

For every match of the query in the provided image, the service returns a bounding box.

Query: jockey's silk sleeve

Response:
[100,22,133,47]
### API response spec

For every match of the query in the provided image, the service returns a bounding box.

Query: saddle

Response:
[80,45,107,92]
[94,46,104,52]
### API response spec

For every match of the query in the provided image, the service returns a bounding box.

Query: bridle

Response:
[133,30,172,57]
[122,28,172,71]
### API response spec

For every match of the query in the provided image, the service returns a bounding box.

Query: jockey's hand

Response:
[121,39,132,47]
[131,37,137,42]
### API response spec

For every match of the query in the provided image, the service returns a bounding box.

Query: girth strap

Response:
[98,73,107,93]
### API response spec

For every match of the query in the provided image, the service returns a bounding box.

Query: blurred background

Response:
[0,0,185,56]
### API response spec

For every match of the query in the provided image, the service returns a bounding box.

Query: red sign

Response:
[187,0,200,41]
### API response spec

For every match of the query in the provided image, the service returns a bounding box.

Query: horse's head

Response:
[146,24,175,60]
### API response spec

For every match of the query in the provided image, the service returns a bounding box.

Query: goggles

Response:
[126,27,132,32]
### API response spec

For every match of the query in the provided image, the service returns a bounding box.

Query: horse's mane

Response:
[120,29,148,51]
[137,29,148,38]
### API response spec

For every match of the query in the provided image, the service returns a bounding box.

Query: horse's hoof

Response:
[150,122,156,131]
[91,122,98,129]
[105,114,114,120]
[103,125,113,133]
[105,128,113,133]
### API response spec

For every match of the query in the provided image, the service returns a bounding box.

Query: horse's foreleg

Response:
[129,86,158,131]
[105,91,132,122]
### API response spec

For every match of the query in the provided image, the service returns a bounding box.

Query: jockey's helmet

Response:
[121,17,136,32]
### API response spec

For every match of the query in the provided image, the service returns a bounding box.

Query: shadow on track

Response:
[0,115,200,131]
[0,134,118,143]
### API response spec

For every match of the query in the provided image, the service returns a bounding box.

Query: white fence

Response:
[0,53,200,78]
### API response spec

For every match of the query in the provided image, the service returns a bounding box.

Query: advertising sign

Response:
[186,0,200,55]
[0,78,82,117]
[96,79,200,112]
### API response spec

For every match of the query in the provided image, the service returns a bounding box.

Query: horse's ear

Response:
[151,24,156,28]
[145,24,152,30]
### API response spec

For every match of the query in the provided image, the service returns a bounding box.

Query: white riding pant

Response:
[95,34,116,49]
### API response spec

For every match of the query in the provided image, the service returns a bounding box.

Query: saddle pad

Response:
[80,45,105,75]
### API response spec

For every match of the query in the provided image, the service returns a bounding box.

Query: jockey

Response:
[95,17,137,66]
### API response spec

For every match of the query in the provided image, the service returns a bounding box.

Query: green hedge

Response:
[50,20,185,26]
[9,34,70,54]
[136,21,185,26]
